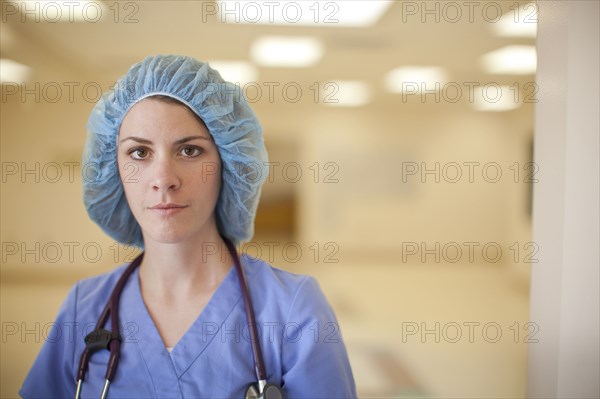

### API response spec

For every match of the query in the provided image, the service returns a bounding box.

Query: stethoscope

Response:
[75,236,284,399]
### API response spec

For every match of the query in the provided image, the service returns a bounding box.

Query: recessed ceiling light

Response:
[323,81,372,107]
[481,45,537,75]
[384,66,449,93]
[215,0,392,27]
[492,2,537,38]
[208,61,258,85]
[250,36,324,68]
[0,58,32,84]
[472,86,521,112]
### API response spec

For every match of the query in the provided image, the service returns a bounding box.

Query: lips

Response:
[148,203,188,216]
[149,203,186,210]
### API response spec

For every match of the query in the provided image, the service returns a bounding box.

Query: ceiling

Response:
[1,0,536,95]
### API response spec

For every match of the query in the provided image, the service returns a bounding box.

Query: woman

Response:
[19,55,356,398]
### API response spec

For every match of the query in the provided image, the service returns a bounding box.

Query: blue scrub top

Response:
[19,253,356,398]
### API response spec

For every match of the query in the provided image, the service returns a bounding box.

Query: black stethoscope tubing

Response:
[74,236,283,399]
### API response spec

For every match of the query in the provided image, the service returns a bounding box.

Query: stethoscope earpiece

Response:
[263,383,284,399]
[245,384,259,399]
[245,383,284,399]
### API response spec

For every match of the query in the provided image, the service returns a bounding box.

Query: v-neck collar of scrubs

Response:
[120,256,244,393]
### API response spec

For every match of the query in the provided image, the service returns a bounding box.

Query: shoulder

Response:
[63,263,129,323]
[75,263,127,298]
[242,253,312,292]
[241,256,357,397]
[18,264,131,399]
[241,254,333,322]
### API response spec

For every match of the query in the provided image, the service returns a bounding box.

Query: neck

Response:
[138,228,234,301]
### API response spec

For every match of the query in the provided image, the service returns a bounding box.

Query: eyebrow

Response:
[119,135,210,145]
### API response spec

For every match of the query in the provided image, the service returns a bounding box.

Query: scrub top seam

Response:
[71,280,80,386]
[282,275,311,357]
[174,256,247,379]
[131,337,161,397]
[130,266,162,398]
[162,326,183,397]
[283,276,311,325]
[175,293,244,379]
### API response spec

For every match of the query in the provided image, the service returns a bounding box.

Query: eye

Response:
[128,147,149,160]
[180,146,203,158]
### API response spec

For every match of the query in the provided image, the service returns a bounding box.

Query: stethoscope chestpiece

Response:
[84,329,122,353]
[245,383,284,399]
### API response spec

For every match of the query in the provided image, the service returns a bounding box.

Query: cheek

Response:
[118,155,145,189]
[190,165,221,194]
[117,156,141,204]
[199,156,222,189]
[116,152,128,183]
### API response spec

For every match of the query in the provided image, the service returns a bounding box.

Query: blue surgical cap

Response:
[83,55,268,248]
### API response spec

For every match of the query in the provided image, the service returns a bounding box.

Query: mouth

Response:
[149,203,187,210]
[148,203,188,215]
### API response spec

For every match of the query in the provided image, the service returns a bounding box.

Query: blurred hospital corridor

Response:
[1,1,598,398]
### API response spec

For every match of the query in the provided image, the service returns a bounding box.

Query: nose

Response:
[150,157,181,192]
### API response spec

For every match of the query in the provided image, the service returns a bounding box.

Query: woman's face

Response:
[117,97,222,246]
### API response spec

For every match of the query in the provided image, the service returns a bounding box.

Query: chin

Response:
[145,230,190,245]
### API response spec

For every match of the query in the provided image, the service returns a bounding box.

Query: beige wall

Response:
[0,2,543,397]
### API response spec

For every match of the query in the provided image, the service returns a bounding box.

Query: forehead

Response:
[120,97,211,138]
